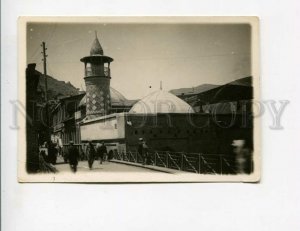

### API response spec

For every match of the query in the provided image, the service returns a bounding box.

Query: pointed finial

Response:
[160,81,162,90]
[95,31,98,38]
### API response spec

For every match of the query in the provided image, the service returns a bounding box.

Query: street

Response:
[55,160,162,173]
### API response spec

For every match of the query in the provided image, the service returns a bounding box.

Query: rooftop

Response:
[129,90,195,114]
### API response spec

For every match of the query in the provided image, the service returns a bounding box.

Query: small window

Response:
[135,130,138,135]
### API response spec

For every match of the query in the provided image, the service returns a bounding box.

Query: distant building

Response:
[51,93,85,145]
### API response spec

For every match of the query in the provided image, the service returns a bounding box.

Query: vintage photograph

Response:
[19,17,259,182]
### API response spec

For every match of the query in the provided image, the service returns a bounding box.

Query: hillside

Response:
[226,76,252,86]
[35,70,80,100]
[169,84,219,96]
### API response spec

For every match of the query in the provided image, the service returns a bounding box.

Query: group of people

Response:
[67,140,109,172]
[39,141,60,165]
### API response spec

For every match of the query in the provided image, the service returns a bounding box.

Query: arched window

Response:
[85,63,92,76]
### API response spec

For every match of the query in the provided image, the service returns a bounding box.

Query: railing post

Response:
[220,155,223,175]
[198,154,201,174]
[154,152,157,166]
[180,153,184,170]
[166,153,169,168]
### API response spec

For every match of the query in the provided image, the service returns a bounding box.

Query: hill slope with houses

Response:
[35,70,81,101]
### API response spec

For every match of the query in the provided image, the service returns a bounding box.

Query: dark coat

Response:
[68,146,79,165]
[97,145,107,158]
[86,143,96,160]
[138,143,143,156]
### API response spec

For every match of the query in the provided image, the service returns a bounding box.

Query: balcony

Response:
[85,66,110,77]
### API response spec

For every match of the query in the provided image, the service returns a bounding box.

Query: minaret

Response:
[80,32,114,119]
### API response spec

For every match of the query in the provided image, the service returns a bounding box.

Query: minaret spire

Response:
[90,31,103,55]
[160,81,162,90]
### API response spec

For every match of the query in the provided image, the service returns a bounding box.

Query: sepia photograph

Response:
[19,17,260,182]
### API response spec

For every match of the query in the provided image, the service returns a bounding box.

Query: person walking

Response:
[138,138,149,165]
[48,141,58,165]
[138,138,145,165]
[86,141,96,170]
[97,141,107,164]
[142,141,150,165]
[232,139,251,174]
[68,141,79,173]
[108,150,114,161]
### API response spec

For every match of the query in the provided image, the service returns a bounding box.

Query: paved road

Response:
[55,160,162,173]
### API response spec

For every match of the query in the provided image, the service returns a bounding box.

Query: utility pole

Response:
[41,41,50,142]
[41,42,48,103]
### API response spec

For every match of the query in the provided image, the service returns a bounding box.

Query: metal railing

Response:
[113,151,253,175]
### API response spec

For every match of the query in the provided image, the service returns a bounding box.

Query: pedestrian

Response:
[108,150,114,161]
[38,150,58,173]
[86,141,96,169]
[48,141,58,165]
[68,141,79,173]
[138,138,145,164]
[142,141,150,165]
[96,141,107,164]
[232,139,251,174]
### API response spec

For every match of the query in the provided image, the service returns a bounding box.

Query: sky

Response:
[27,23,251,100]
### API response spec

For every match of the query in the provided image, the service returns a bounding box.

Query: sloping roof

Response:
[129,90,195,114]
[183,76,253,105]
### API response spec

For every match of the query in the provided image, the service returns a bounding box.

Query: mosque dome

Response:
[78,87,128,107]
[110,87,127,104]
[129,90,195,114]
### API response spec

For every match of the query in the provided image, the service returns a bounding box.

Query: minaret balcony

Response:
[85,66,111,77]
